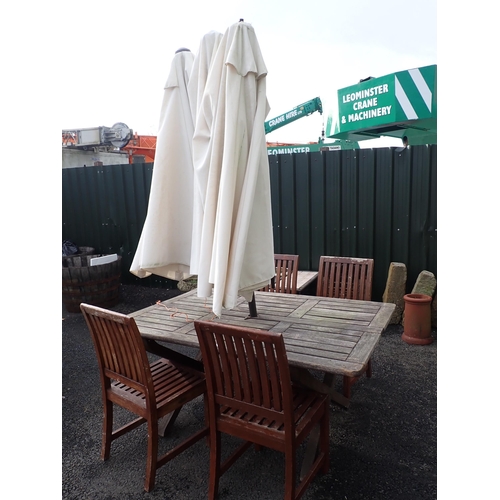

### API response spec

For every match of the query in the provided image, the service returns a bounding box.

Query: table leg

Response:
[289,367,350,408]
[142,339,204,372]
[158,408,181,437]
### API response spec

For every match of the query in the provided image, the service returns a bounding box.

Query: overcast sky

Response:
[58,0,437,149]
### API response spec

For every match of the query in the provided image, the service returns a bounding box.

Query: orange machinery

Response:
[121,133,157,163]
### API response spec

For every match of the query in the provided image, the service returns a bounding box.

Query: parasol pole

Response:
[248,292,258,318]
[239,16,257,320]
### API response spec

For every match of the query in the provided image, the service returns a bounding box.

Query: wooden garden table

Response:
[132,289,394,408]
[131,289,394,477]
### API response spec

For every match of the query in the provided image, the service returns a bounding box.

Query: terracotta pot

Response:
[402,293,433,345]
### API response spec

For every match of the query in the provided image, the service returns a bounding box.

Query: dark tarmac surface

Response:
[62,284,437,499]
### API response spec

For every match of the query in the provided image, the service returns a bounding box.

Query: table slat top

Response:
[132,290,395,377]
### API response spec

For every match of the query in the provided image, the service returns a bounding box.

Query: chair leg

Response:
[284,445,296,500]
[101,400,113,460]
[320,404,330,474]
[203,395,211,447]
[144,418,159,492]
[208,430,221,500]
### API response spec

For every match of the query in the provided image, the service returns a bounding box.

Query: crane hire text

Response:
[267,109,300,128]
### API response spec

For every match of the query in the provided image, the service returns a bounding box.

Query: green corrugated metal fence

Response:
[62,145,437,300]
[269,146,437,300]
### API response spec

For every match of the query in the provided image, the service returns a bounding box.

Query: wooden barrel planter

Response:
[62,246,95,261]
[75,246,95,256]
[62,255,122,313]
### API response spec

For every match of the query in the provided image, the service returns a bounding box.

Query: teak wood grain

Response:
[194,321,329,500]
[131,290,395,379]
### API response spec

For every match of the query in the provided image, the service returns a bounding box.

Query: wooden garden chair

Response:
[80,303,208,492]
[261,254,299,294]
[194,320,329,500]
[316,256,375,400]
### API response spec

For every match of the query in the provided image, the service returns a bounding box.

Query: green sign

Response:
[338,74,396,131]
[330,64,437,145]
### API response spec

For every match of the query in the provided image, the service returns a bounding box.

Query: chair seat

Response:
[109,358,206,417]
[217,387,328,451]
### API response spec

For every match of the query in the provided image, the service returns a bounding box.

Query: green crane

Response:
[264,97,323,135]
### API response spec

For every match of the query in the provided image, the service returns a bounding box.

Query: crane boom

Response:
[264,97,323,134]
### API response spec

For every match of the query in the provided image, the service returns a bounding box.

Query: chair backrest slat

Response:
[244,337,262,405]
[351,263,360,299]
[265,342,283,412]
[317,256,374,301]
[254,340,271,408]
[205,331,226,396]
[215,332,235,398]
[234,336,252,402]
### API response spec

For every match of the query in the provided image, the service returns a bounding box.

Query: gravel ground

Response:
[62,283,437,499]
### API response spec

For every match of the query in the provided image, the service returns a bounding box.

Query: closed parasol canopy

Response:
[130,22,275,318]
[130,48,195,281]
[191,20,275,317]
[188,30,223,277]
